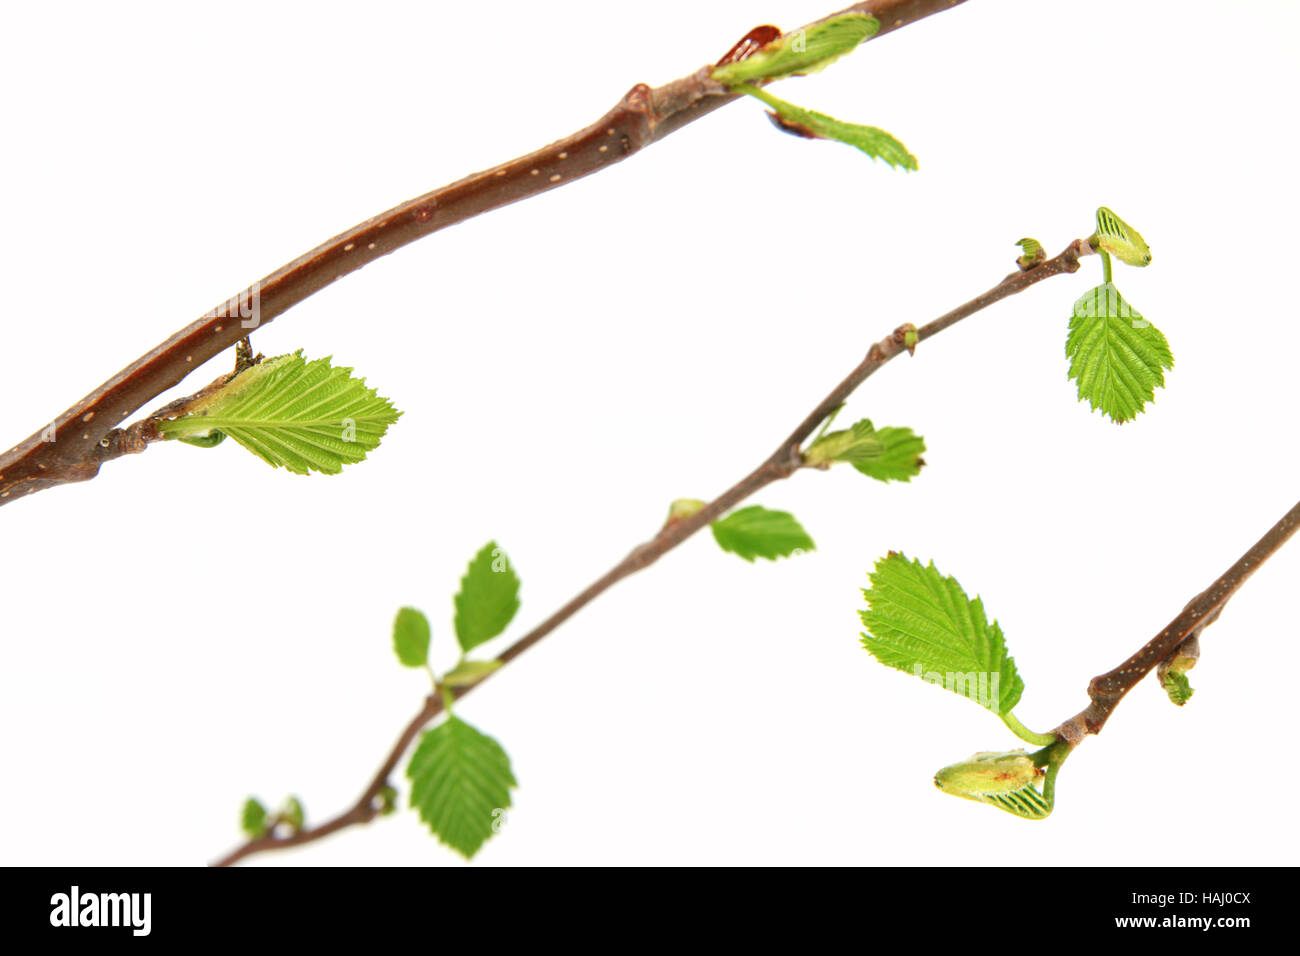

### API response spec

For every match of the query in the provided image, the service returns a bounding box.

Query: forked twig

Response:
[213,240,1089,865]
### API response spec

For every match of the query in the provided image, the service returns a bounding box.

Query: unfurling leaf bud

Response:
[902,325,919,354]
[281,795,305,832]
[932,749,1057,820]
[240,797,269,838]
[804,419,883,467]
[1091,206,1152,266]
[442,658,504,688]
[710,14,879,87]
[1157,634,1199,706]
[934,750,1038,797]
[666,498,707,525]
[1015,237,1045,270]
[804,419,925,482]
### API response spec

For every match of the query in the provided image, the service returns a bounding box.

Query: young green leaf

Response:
[860,553,1024,716]
[1158,637,1198,706]
[804,418,926,481]
[453,542,521,653]
[710,505,814,562]
[156,351,402,475]
[442,658,503,688]
[392,607,432,668]
[407,715,516,858]
[1015,237,1045,269]
[240,797,268,838]
[1066,282,1173,423]
[732,83,917,169]
[1093,206,1151,266]
[1163,670,1195,706]
[853,426,926,481]
[710,14,879,87]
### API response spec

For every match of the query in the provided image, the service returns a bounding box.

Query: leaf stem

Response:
[730,82,785,112]
[1031,740,1070,807]
[1001,712,1057,747]
[811,403,845,446]
[1101,249,1114,284]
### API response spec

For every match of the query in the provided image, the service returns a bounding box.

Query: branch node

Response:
[893,323,919,356]
[1052,715,1090,747]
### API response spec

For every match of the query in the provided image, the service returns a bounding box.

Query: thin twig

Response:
[212,696,442,866]
[1053,497,1300,745]
[211,239,1089,865]
[0,0,968,507]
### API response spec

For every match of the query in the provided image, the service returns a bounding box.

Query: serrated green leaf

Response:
[454,542,521,653]
[710,505,814,562]
[407,715,516,858]
[711,14,879,86]
[156,351,402,475]
[442,658,503,688]
[734,84,917,169]
[240,797,268,838]
[1163,670,1195,706]
[853,425,926,481]
[1094,206,1151,266]
[860,553,1024,716]
[804,419,926,481]
[393,607,431,668]
[1066,282,1173,423]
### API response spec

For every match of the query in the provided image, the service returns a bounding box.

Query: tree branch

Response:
[0,0,968,508]
[211,238,1089,865]
[1053,497,1300,745]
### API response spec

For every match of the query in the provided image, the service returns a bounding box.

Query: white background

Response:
[1,0,1297,866]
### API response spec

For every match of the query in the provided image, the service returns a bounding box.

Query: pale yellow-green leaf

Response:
[710,14,879,86]
[1093,206,1151,266]
[442,659,503,688]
